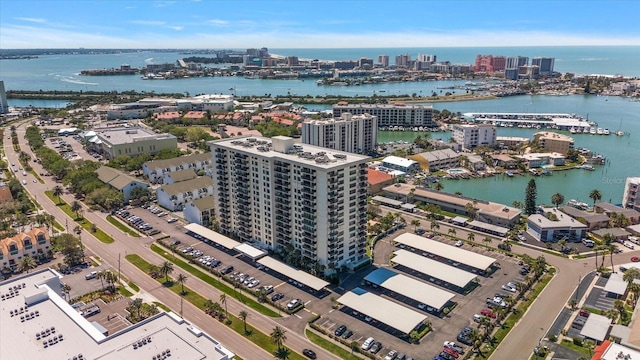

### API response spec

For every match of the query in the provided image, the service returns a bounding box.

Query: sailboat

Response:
[616,118,625,136]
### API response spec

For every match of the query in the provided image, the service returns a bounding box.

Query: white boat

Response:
[589,128,597,135]
[596,128,603,135]
[616,131,624,136]
[603,129,610,135]
[583,127,590,133]
[569,127,577,134]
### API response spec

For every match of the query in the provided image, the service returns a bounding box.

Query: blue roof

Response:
[351,287,368,295]
[363,268,397,285]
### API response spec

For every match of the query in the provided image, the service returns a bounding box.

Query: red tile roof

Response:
[367,168,395,185]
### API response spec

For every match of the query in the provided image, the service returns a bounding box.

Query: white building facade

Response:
[156,177,214,211]
[332,103,435,128]
[301,113,377,154]
[210,136,370,270]
[452,124,497,150]
[623,177,640,211]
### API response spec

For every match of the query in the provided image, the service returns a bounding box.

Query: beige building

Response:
[0,228,51,272]
[88,127,177,160]
[533,132,574,155]
[301,113,377,154]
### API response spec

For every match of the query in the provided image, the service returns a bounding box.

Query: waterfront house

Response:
[594,202,640,225]
[381,156,420,175]
[410,149,460,172]
[559,206,610,231]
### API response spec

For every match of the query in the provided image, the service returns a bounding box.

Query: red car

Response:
[632,256,640,262]
[579,309,590,317]
[442,347,460,358]
[480,309,497,318]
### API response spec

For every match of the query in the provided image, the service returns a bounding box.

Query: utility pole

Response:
[180,295,184,318]
[118,253,121,282]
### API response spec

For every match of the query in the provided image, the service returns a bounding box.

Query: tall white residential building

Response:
[332,102,435,128]
[532,57,555,75]
[623,177,640,211]
[301,113,377,154]
[0,81,9,114]
[506,56,529,69]
[210,136,370,269]
[452,124,497,150]
[378,55,389,68]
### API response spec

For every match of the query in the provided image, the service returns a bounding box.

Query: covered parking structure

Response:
[467,220,509,237]
[363,268,455,315]
[391,249,478,294]
[233,243,267,261]
[337,287,428,338]
[184,223,240,252]
[393,233,497,276]
[372,195,403,209]
[257,256,329,294]
[580,313,612,344]
[603,273,627,299]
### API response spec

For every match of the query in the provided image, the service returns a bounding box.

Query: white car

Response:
[361,337,375,350]
[286,299,301,310]
[248,279,260,288]
[384,350,398,360]
[455,240,464,247]
[502,284,516,293]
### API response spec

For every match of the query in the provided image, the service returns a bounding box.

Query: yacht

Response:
[616,131,625,136]
[569,127,577,134]
[583,127,590,134]
[596,128,603,135]
[603,129,610,135]
[590,128,597,135]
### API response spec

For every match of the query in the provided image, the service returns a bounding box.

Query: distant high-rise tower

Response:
[301,113,377,154]
[378,55,389,67]
[506,56,529,69]
[395,54,411,67]
[532,57,555,75]
[0,81,8,114]
[417,54,436,62]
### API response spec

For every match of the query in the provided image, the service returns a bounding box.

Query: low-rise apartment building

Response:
[595,202,640,225]
[142,152,212,184]
[157,177,214,211]
[95,166,149,204]
[410,148,460,172]
[526,207,587,242]
[163,168,197,185]
[533,131,574,155]
[184,196,215,227]
[0,228,51,272]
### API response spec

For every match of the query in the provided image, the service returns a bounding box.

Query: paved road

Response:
[6,121,339,360]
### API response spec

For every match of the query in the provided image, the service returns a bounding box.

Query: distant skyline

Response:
[1,0,639,49]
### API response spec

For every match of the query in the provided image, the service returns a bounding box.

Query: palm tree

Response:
[18,255,37,273]
[104,270,118,293]
[468,328,482,354]
[483,236,493,245]
[604,308,619,323]
[628,283,640,305]
[62,283,71,301]
[74,225,82,240]
[52,185,64,205]
[557,238,567,252]
[551,192,565,208]
[614,299,626,319]
[411,219,420,233]
[70,201,82,219]
[159,261,174,284]
[512,201,523,210]
[623,267,640,284]
[467,232,475,243]
[219,293,228,318]
[433,181,444,191]
[608,244,617,272]
[589,189,602,206]
[129,298,143,322]
[274,347,291,360]
[177,273,188,295]
[148,264,161,279]
[448,228,457,238]
[270,326,287,350]
[239,310,249,334]
[430,220,440,232]
[204,299,215,316]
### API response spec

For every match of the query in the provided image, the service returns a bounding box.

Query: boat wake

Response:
[145,57,154,64]
[59,76,99,86]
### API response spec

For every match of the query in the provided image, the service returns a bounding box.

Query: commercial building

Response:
[383,183,521,227]
[95,166,150,204]
[301,113,377,154]
[532,57,555,75]
[156,177,214,212]
[623,177,640,211]
[367,168,396,195]
[506,56,529,69]
[0,80,9,114]
[410,148,460,172]
[87,127,177,160]
[0,228,51,272]
[183,196,215,226]
[142,152,212,184]
[533,131,574,155]
[451,124,497,150]
[381,156,420,175]
[332,102,435,128]
[474,55,506,73]
[526,207,587,242]
[209,136,370,270]
[0,269,234,360]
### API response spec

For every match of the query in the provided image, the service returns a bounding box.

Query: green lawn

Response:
[150,243,280,317]
[118,286,134,297]
[128,282,140,292]
[125,253,304,360]
[106,215,140,237]
[153,301,171,312]
[44,190,114,243]
[305,329,363,360]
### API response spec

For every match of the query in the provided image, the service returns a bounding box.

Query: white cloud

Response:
[130,20,167,26]
[208,19,229,26]
[153,1,175,7]
[167,26,184,31]
[15,17,47,23]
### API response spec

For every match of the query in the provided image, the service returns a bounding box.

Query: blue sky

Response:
[1,0,639,48]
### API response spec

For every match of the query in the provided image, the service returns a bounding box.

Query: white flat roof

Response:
[337,288,428,334]
[184,223,240,249]
[600,342,640,360]
[394,233,496,271]
[383,156,417,168]
[580,313,612,341]
[257,256,329,291]
[372,195,403,206]
[392,249,477,288]
[0,269,233,360]
[363,268,454,310]
[233,243,267,260]
[604,273,628,296]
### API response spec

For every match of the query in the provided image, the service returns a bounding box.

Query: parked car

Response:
[369,341,382,354]
[384,349,397,360]
[271,293,284,302]
[85,271,98,280]
[442,347,459,358]
[443,341,464,354]
[501,284,516,293]
[334,325,347,336]
[361,337,375,351]
[480,309,497,318]
[286,299,301,310]
[455,240,464,247]
[220,265,234,274]
[341,329,353,339]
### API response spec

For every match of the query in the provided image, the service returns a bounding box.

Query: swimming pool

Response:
[448,169,465,174]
